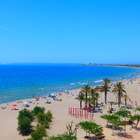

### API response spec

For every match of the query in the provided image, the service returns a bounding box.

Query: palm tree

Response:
[87,97,93,108]
[92,97,97,108]
[131,115,140,128]
[112,82,126,107]
[90,89,97,107]
[90,89,97,99]
[95,92,100,107]
[101,78,111,104]
[114,109,131,131]
[101,114,120,135]
[78,121,104,138]
[75,92,85,108]
[123,94,129,106]
[109,102,114,109]
[82,85,91,107]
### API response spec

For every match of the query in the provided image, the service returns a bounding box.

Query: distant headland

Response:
[84,63,140,68]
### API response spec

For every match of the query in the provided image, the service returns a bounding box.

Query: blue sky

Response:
[0,0,140,64]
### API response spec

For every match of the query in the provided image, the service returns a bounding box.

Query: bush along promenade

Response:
[17,106,53,140]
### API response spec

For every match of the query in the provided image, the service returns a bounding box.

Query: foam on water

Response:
[70,83,75,85]
[94,80,103,83]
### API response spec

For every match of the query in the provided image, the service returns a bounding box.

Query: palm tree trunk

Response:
[80,100,82,108]
[96,99,98,107]
[120,94,122,104]
[93,101,95,108]
[105,91,107,104]
[118,91,121,107]
[136,118,140,128]
[85,92,87,107]
[89,103,91,108]
[125,99,127,106]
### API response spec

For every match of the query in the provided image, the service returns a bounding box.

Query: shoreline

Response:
[0,64,140,105]
[1,75,139,105]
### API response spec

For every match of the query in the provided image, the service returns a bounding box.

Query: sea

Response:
[0,64,140,104]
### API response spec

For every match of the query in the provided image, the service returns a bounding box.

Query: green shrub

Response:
[18,117,32,135]
[36,113,50,128]
[78,121,104,137]
[36,111,53,128]
[114,109,131,118]
[46,110,53,122]
[31,125,46,140]
[48,133,76,140]
[42,121,50,128]
[18,109,34,121]
[36,111,53,123]
[32,106,45,115]
[37,113,47,122]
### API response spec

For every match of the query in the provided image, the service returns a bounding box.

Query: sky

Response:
[0,0,140,64]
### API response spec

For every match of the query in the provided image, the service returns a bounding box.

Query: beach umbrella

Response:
[45,99,50,101]
[50,93,55,96]
[12,104,17,106]
[24,102,29,104]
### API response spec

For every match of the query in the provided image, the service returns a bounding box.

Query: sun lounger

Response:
[25,104,30,107]
[46,101,51,104]
[11,108,19,110]
[1,107,6,109]
[95,135,105,139]
[54,98,59,101]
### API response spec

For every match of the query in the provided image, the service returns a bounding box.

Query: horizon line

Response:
[0,62,140,65]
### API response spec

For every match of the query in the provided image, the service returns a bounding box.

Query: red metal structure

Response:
[68,107,94,120]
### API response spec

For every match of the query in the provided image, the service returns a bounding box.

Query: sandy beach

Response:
[1,78,140,140]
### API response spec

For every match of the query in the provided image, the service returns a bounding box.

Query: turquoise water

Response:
[0,64,140,104]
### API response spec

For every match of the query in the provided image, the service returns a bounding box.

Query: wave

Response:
[94,80,103,83]
[78,82,88,85]
[0,95,13,99]
[70,83,76,85]
[70,82,88,85]
[38,88,45,91]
